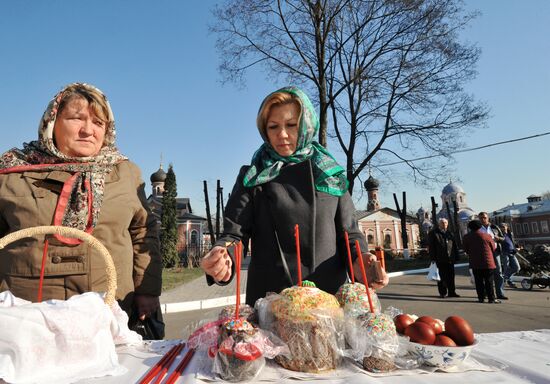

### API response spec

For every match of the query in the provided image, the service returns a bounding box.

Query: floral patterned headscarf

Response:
[0,83,127,243]
[243,86,348,196]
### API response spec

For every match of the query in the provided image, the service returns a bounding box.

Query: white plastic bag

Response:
[427,262,441,281]
[0,291,141,384]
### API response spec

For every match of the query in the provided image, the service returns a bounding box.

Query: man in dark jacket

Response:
[428,218,460,298]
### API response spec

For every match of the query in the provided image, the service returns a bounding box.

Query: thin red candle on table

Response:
[354,240,375,314]
[235,242,242,319]
[165,348,196,384]
[344,231,355,283]
[294,224,302,287]
[138,342,184,384]
[152,342,184,384]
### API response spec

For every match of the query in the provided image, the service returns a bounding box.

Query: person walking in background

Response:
[428,218,460,298]
[463,220,498,303]
[478,212,508,300]
[499,223,521,288]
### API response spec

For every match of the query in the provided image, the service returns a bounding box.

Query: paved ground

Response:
[160,264,550,340]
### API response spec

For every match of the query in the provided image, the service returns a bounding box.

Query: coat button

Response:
[52,256,61,264]
[77,256,84,263]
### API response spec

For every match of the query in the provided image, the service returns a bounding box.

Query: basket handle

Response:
[0,225,117,306]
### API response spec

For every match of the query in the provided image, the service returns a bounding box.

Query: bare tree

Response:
[212,0,488,192]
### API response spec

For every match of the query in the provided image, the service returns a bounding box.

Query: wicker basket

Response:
[0,225,117,305]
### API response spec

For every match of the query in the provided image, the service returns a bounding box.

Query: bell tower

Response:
[364,175,381,211]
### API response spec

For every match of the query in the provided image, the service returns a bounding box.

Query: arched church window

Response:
[191,230,198,246]
[383,232,392,249]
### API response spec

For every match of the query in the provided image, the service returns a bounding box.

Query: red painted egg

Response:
[394,314,415,334]
[416,316,443,335]
[404,321,436,345]
[434,334,457,347]
[444,316,475,346]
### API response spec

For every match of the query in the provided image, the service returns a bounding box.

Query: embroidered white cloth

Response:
[71,330,550,383]
[0,291,142,384]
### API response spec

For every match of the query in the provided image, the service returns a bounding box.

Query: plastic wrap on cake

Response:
[345,312,400,372]
[188,317,289,382]
[213,318,265,381]
[218,303,257,324]
[259,282,345,373]
[336,282,382,317]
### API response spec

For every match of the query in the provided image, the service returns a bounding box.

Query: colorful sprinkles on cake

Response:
[359,313,396,336]
[272,284,341,321]
[222,318,255,334]
[336,283,380,313]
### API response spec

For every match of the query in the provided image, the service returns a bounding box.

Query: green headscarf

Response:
[243,86,348,196]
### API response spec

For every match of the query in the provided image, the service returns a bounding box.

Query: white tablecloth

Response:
[80,330,550,384]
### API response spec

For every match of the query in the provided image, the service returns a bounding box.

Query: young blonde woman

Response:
[201,86,388,306]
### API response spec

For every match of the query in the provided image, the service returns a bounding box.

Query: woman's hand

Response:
[134,294,160,320]
[353,253,389,289]
[200,246,233,282]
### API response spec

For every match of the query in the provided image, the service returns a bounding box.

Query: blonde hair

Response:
[57,84,112,130]
[257,92,301,135]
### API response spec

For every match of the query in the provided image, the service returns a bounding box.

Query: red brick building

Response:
[492,194,550,250]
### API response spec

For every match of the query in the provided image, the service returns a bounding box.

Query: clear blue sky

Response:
[1,1,548,217]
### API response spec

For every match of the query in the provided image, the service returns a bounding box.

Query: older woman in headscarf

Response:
[201,86,388,306]
[0,83,162,325]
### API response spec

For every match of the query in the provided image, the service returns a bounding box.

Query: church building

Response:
[147,165,208,265]
[416,181,477,239]
[356,176,420,254]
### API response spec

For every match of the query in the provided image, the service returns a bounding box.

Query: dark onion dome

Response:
[364,175,380,190]
[150,167,167,183]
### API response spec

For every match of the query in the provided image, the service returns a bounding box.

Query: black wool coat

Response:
[211,160,367,306]
[428,228,458,264]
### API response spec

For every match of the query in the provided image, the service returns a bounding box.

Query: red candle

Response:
[294,224,302,287]
[355,240,374,314]
[165,347,196,384]
[235,242,242,319]
[376,246,386,270]
[344,231,355,283]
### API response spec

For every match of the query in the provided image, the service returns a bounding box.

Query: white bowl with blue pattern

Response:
[407,338,478,368]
